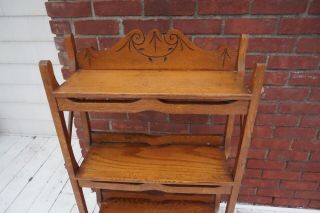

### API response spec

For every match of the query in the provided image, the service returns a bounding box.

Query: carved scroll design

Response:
[115,30,195,62]
[76,29,238,70]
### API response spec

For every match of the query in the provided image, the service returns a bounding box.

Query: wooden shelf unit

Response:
[40,28,265,213]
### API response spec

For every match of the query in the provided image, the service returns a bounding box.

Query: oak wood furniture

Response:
[40,29,265,213]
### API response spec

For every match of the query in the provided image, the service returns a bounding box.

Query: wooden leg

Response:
[226,64,265,213]
[80,112,91,155]
[215,194,221,213]
[224,115,235,159]
[39,61,88,213]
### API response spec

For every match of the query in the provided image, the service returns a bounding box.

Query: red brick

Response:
[211,115,227,124]
[247,159,285,170]
[289,72,320,86]
[295,191,320,200]
[287,162,320,172]
[311,152,320,161]
[190,124,225,134]
[225,19,277,34]
[61,66,73,79]
[144,0,195,16]
[129,112,168,122]
[45,2,91,17]
[309,88,320,101]
[54,37,64,51]
[300,115,320,127]
[264,71,289,86]
[257,189,294,198]
[279,18,320,34]
[248,149,267,159]
[252,0,308,14]
[74,37,98,50]
[90,119,109,131]
[94,0,141,16]
[273,198,309,208]
[263,170,301,180]
[173,19,221,34]
[58,51,68,66]
[309,0,320,14]
[150,122,189,134]
[275,127,316,139]
[297,38,320,53]
[193,37,239,51]
[49,20,71,35]
[111,120,148,133]
[198,0,249,15]
[89,112,127,120]
[268,150,309,161]
[253,126,273,138]
[302,172,320,181]
[279,103,320,114]
[169,114,209,124]
[258,103,277,113]
[245,55,267,69]
[268,55,319,70]
[262,87,309,101]
[240,186,257,195]
[256,114,300,126]
[292,140,320,151]
[239,195,272,204]
[98,37,120,50]
[281,181,318,190]
[123,19,170,34]
[243,178,278,188]
[74,20,119,35]
[252,138,291,150]
[248,37,295,53]
[245,169,262,178]
[310,200,320,208]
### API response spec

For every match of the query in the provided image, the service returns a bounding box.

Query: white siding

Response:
[0,0,63,135]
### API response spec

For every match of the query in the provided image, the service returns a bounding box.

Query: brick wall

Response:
[45,0,320,209]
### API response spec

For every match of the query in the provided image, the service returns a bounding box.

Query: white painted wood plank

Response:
[0,136,34,171]
[28,139,82,213]
[0,135,20,154]
[0,16,52,41]
[27,156,69,213]
[0,103,52,120]
[0,64,63,85]
[0,137,57,212]
[0,0,47,16]
[0,119,56,135]
[0,85,47,104]
[92,204,100,213]
[5,138,62,212]
[0,41,59,64]
[0,137,48,191]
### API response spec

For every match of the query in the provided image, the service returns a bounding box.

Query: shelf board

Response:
[99,198,215,213]
[54,70,251,101]
[99,190,216,213]
[76,143,233,186]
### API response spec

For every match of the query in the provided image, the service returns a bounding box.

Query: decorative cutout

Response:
[76,29,238,70]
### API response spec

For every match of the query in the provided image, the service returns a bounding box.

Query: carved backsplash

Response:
[76,29,238,70]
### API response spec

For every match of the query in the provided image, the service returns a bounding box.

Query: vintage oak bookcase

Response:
[40,29,265,213]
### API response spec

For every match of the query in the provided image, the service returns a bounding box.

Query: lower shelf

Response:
[76,143,233,186]
[99,190,217,213]
[99,198,215,213]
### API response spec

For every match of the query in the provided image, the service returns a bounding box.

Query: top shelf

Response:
[53,70,251,101]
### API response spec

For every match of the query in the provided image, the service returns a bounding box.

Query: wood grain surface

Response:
[76,144,233,186]
[53,70,250,100]
[99,198,215,213]
[76,29,238,71]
